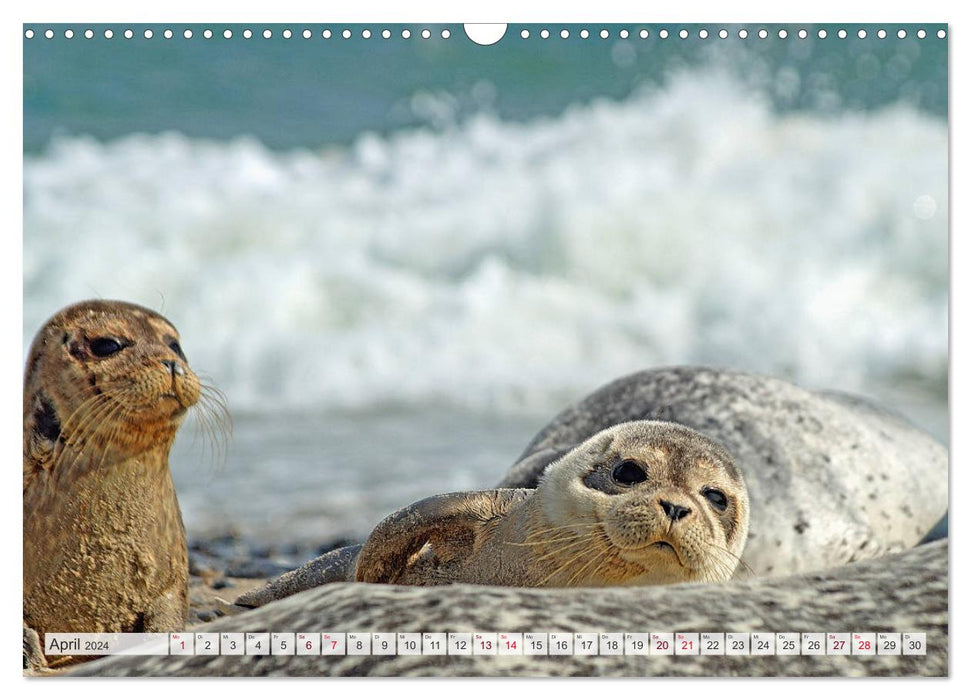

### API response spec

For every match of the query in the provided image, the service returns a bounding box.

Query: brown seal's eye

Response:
[612,460,647,486]
[89,337,124,358]
[169,341,186,360]
[703,488,728,511]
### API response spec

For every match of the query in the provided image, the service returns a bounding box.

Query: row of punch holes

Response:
[23,26,947,42]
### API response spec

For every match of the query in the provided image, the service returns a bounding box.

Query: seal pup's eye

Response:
[612,460,648,486]
[703,488,728,511]
[89,337,125,358]
[169,341,186,360]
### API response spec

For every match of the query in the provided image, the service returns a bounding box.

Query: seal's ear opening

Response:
[355,489,531,584]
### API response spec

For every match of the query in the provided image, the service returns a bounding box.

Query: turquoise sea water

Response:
[23,24,948,544]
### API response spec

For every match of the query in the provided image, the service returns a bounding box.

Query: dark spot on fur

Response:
[34,394,61,442]
[62,333,69,344]
[794,519,809,535]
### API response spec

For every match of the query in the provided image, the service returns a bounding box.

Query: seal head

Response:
[536,421,749,585]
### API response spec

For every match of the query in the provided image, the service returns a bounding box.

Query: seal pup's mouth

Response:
[159,392,189,417]
[649,540,687,568]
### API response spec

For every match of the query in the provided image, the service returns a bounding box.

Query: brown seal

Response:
[23,300,225,666]
[237,420,749,606]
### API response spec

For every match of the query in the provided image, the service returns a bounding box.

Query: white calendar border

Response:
[8,0,960,697]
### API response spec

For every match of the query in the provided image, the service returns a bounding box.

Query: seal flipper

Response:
[355,489,532,584]
[235,544,363,608]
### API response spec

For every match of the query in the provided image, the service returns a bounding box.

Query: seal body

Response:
[499,367,948,577]
[23,300,201,643]
[76,540,948,677]
[237,420,749,605]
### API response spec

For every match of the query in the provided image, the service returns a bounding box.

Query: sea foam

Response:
[24,69,948,416]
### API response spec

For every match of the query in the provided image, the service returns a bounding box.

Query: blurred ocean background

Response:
[23,24,948,556]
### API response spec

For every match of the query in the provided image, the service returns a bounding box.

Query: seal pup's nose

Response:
[659,499,691,521]
[161,359,185,377]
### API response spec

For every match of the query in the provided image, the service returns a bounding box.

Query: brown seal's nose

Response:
[659,499,691,521]
[161,359,185,377]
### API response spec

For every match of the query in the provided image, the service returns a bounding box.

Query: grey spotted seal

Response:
[23,300,227,667]
[68,539,947,677]
[237,420,749,606]
[499,367,947,577]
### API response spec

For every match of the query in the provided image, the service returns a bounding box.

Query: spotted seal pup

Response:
[238,421,749,605]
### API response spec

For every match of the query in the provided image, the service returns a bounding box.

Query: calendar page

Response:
[21,14,949,680]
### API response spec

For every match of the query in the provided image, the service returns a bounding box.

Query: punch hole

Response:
[719,29,728,39]
[679,29,688,39]
[203,29,212,39]
[620,29,629,39]
[303,29,311,39]
[520,29,529,39]
[263,29,273,39]
[144,29,153,39]
[640,29,649,39]
[917,29,926,39]
[323,30,332,39]
[778,29,788,39]
[699,29,709,39]
[758,29,768,39]
[125,29,134,39]
[441,29,450,39]
[164,29,173,39]
[44,29,53,39]
[561,29,570,39]
[422,29,431,39]
[877,29,887,39]
[402,29,411,39]
[818,29,827,39]
[184,29,193,39]
[838,29,847,39]
[362,29,371,39]
[938,29,946,39]
[660,29,669,39]
[224,30,233,39]
[342,29,351,39]
[600,29,609,39]
[464,24,507,46]
[383,29,391,39]
[283,29,293,39]
[104,29,113,39]
[85,29,94,39]
[24,28,34,39]
[581,29,590,39]
[738,29,748,39]
[798,29,807,39]
[540,29,550,39]
[64,29,74,39]
[858,29,867,39]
